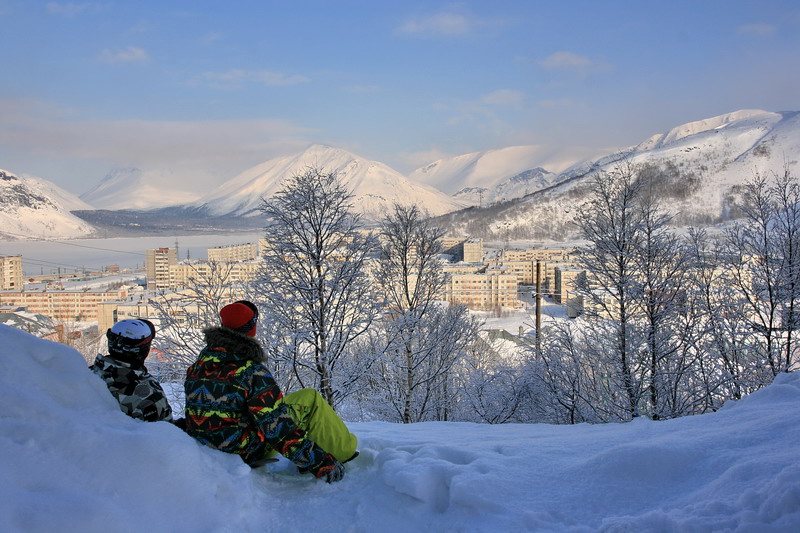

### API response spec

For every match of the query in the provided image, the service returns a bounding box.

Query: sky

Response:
[0,1,799,197]
[2,323,800,532]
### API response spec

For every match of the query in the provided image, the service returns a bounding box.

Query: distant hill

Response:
[407,145,598,197]
[189,144,467,219]
[436,109,800,241]
[6,109,799,241]
[0,169,95,240]
[80,168,202,210]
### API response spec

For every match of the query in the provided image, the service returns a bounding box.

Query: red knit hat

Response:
[219,300,259,337]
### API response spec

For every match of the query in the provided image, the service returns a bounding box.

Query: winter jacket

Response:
[90,355,173,422]
[184,327,333,472]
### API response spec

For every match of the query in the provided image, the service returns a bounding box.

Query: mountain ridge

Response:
[3,108,799,240]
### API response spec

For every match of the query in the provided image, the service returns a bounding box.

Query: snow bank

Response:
[1,324,799,532]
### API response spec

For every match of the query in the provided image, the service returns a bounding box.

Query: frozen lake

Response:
[0,233,265,276]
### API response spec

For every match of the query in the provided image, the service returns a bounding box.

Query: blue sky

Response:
[0,1,798,195]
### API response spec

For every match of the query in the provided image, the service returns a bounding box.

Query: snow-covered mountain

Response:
[0,169,95,240]
[80,167,202,210]
[453,167,556,206]
[192,144,467,219]
[408,145,597,199]
[439,109,800,241]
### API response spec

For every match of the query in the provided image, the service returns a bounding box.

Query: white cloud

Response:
[399,148,455,171]
[194,69,309,88]
[398,12,473,35]
[0,98,313,193]
[538,98,579,109]
[482,89,524,107]
[344,85,382,94]
[539,51,592,70]
[737,22,777,36]
[45,2,90,16]
[98,46,149,64]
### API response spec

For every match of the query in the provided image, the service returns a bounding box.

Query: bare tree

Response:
[724,169,800,377]
[150,260,243,366]
[632,183,692,419]
[253,167,378,410]
[574,162,646,419]
[372,203,482,422]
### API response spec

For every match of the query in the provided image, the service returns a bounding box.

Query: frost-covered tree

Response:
[685,229,757,405]
[151,260,244,365]
[574,162,647,419]
[632,183,692,419]
[252,168,378,410]
[724,169,800,376]
[370,204,481,423]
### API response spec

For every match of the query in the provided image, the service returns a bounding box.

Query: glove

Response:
[311,454,346,483]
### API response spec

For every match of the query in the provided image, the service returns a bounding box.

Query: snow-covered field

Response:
[1,324,799,532]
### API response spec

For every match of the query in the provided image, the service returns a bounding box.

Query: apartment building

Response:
[441,237,484,263]
[98,286,249,333]
[168,261,261,289]
[0,255,23,290]
[555,266,585,318]
[0,286,131,322]
[502,247,575,263]
[207,240,269,262]
[445,271,521,310]
[145,248,177,290]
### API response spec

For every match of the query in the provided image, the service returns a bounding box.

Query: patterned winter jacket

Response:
[184,327,331,471]
[90,355,173,422]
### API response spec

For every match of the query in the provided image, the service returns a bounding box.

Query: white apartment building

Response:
[0,255,24,290]
[146,248,177,290]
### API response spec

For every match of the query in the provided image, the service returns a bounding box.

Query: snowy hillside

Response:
[80,167,202,210]
[408,145,595,197]
[2,324,799,532]
[0,169,95,240]
[193,144,467,219]
[441,109,800,240]
[453,167,556,206]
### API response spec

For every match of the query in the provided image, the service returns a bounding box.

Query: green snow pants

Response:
[278,388,358,462]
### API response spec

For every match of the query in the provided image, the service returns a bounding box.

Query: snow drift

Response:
[1,324,799,532]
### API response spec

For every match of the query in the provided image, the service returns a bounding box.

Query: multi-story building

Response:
[463,239,484,263]
[0,286,132,322]
[445,271,521,311]
[146,248,177,290]
[0,255,23,290]
[207,240,269,262]
[555,267,585,318]
[168,261,261,289]
[98,285,248,333]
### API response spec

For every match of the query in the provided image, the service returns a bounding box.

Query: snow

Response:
[408,145,605,195]
[0,169,95,240]
[195,144,467,219]
[80,168,202,210]
[2,323,799,532]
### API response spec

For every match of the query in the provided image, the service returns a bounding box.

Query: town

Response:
[0,237,583,357]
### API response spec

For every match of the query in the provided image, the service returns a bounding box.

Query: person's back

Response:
[90,318,172,422]
[184,300,356,483]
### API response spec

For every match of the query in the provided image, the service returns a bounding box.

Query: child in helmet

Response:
[90,318,173,422]
[184,300,358,483]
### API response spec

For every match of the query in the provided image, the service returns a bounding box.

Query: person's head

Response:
[106,318,156,366]
[219,300,259,337]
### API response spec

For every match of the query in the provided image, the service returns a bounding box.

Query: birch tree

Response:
[574,162,646,419]
[372,203,481,422]
[253,168,378,410]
